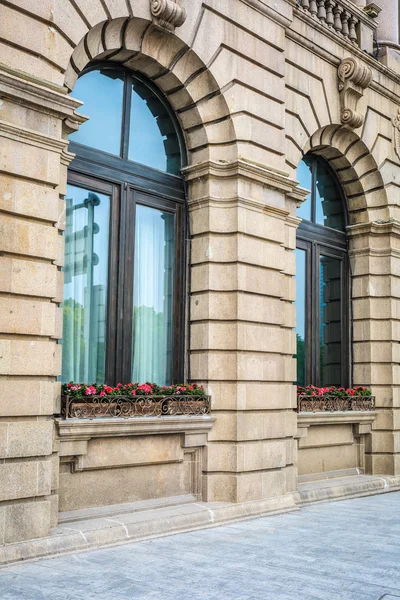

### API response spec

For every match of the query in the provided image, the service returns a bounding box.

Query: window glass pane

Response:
[70,69,124,156]
[128,79,181,175]
[62,185,110,383]
[320,255,342,386]
[315,161,345,231]
[132,204,175,385]
[296,157,312,222]
[295,248,307,386]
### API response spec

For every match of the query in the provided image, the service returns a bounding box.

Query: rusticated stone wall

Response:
[0,0,400,545]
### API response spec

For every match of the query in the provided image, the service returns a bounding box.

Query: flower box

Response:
[297,385,375,413]
[61,382,211,420]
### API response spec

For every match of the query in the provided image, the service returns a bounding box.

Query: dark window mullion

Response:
[121,186,136,382]
[311,160,317,224]
[312,241,320,386]
[105,184,121,385]
[121,73,133,160]
[115,182,130,383]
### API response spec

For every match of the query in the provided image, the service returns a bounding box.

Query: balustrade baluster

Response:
[301,0,310,11]
[309,0,318,18]
[317,0,327,23]
[349,15,358,43]
[341,9,350,38]
[325,0,335,27]
[333,4,343,34]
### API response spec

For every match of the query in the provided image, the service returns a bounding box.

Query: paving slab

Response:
[1,492,400,599]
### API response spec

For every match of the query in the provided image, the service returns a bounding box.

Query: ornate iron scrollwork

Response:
[297,394,375,413]
[62,394,211,419]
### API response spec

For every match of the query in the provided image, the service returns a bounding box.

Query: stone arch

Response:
[298,125,389,224]
[64,17,237,165]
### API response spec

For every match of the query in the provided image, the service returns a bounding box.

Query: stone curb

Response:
[2,475,400,566]
[297,475,400,505]
[0,495,297,566]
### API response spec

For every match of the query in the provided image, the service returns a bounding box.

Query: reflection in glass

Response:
[128,79,181,175]
[62,185,110,383]
[320,255,342,386]
[315,160,345,231]
[70,69,124,156]
[295,248,307,386]
[296,157,313,221]
[132,205,175,385]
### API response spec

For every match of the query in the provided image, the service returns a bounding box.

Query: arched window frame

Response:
[66,62,187,386]
[296,154,351,388]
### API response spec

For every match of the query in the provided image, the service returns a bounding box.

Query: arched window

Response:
[62,65,185,386]
[295,154,350,387]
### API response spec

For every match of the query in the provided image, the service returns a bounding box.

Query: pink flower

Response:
[99,391,105,397]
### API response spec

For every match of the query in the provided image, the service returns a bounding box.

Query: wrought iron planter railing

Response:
[297,394,375,413]
[61,394,211,419]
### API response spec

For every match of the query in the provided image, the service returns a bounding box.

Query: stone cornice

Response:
[241,0,293,29]
[183,159,308,199]
[347,219,400,238]
[0,64,87,126]
[0,120,68,153]
[56,415,215,440]
[297,411,376,427]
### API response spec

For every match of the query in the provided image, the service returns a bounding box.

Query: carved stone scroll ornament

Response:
[150,0,187,32]
[337,57,373,128]
[392,108,400,160]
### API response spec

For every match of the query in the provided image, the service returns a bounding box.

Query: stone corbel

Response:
[392,108,400,160]
[337,57,373,128]
[62,114,87,137]
[150,0,187,32]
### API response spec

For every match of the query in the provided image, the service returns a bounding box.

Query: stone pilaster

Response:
[0,65,85,542]
[348,221,400,476]
[185,159,306,503]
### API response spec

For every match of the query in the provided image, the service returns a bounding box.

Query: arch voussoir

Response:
[65,16,237,165]
[299,125,389,224]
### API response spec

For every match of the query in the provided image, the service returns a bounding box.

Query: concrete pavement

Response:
[1,491,400,600]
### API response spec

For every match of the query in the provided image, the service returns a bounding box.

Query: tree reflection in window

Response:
[295,154,350,387]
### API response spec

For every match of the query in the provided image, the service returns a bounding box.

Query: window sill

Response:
[56,414,215,461]
[296,410,376,439]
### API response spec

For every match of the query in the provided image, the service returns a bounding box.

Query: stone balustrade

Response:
[298,0,362,45]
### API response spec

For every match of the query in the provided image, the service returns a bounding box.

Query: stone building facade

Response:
[1,0,400,551]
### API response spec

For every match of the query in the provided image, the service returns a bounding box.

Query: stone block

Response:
[0,257,57,298]
[298,444,357,476]
[299,424,354,448]
[0,339,60,376]
[4,500,51,544]
[262,469,286,498]
[0,40,64,86]
[202,473,237,503]
[0,421,53,459]
[0,174,59,223]
[0,133,61,186]
[0,380,55,417]
[0,459,52,501]
[371,431,399,453]
[369,453,396,475]
[0,297,57,337]
[59,461,192,512]
[77,435,182,470]
[237,472,263,502]
[0,4,72,71]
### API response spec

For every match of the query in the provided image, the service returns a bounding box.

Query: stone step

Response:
[58,494,198,523]
[0,494,297,566]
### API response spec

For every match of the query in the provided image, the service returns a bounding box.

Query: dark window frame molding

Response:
[66,63,187,386]
[296,154,351,388]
